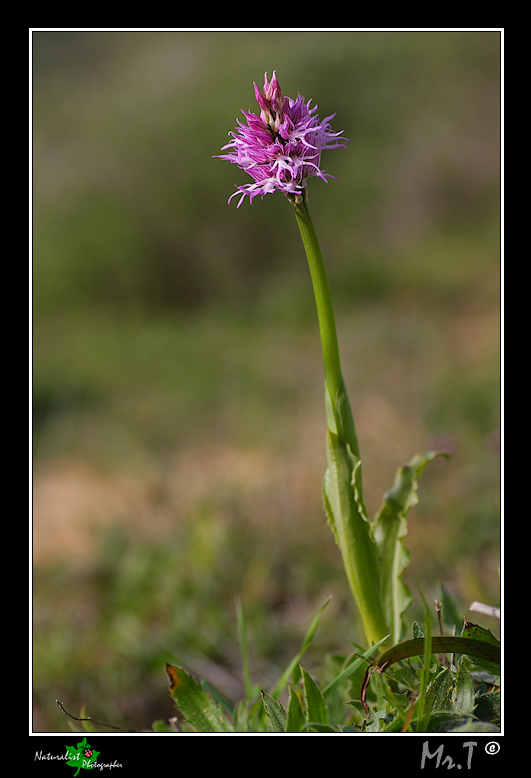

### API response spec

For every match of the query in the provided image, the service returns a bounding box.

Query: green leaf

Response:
[322,430,388,646]
[323,432,366,551]
[461,619,500,646]
[453,661,475,716]
[301,666,329,728]
[425,667,455,714]
[165,663,233,733]
[360,635,501,720]
[370,636,500,673]
[373,452,448,644]
[474,689,500,724]
[261,691,287,733]
[460,619,501,676]
[366,709,388,732]
[285,686,305,733]
[383,659,421,692]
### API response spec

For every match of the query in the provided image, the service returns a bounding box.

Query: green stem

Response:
[290,192,342,409]
[290,188,388,645]
[290,189,360,458]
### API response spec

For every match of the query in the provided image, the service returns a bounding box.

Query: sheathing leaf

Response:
[322,430,387,645]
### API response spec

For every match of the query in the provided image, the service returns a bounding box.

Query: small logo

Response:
[65,737,100,776]
[485,741,500,755]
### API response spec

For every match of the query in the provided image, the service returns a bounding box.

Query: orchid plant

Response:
[162,73,501,733]
[57,72,500,735]
[215,71,442,648]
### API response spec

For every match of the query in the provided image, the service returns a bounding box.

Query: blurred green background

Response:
[32,30,500,732]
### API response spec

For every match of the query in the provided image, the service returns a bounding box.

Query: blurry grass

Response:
[34,496,358,732]
[33,294,500,732]
[32,31,500,731]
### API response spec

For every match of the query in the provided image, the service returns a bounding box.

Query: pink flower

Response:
[216,72,348,207]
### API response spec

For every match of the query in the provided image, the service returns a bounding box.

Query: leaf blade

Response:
[453,661,475,716]
[373,636,500,671]
[165,663,233,733]
[285,686,305,733]
[301,666,329,728]
[373,452,448,644]
[261,691,287,733]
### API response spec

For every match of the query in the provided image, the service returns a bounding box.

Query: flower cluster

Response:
[216,72,348,207]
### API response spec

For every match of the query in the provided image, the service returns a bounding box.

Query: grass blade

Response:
[271,596,332,698]
[235,595,253,702]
